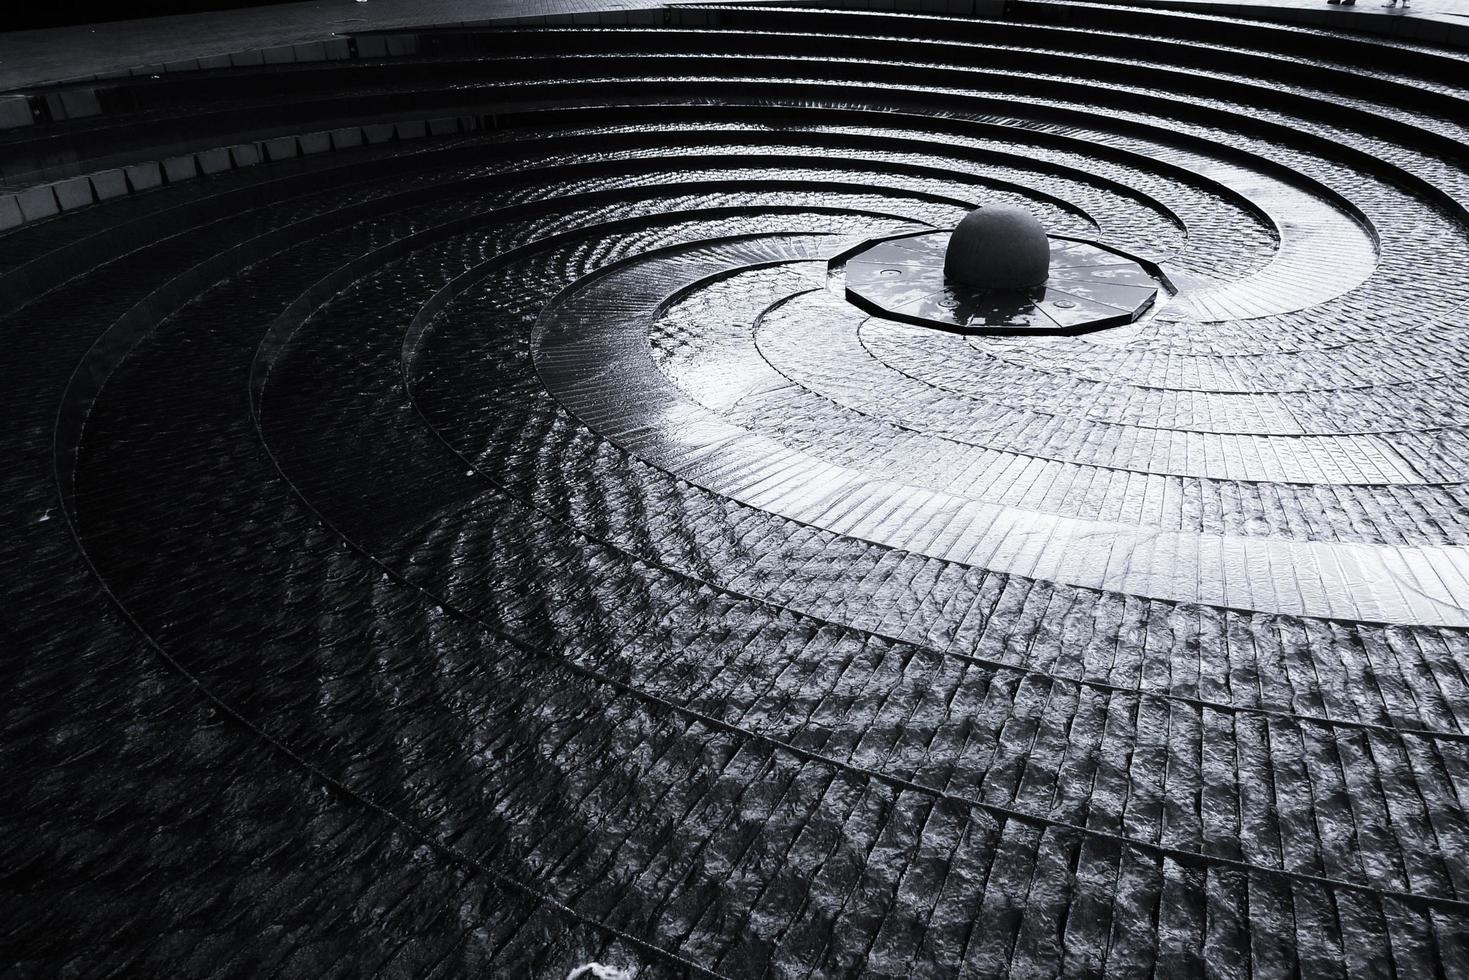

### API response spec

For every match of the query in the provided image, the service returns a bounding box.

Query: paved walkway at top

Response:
[0,0,677,92]
[1,0,1467,93]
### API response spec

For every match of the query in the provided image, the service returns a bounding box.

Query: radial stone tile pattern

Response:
[5,2,1469,977]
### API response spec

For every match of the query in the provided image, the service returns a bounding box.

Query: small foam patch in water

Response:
[566,963,633,980]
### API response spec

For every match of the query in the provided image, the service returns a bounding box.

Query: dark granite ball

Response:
[943,205,1050,289]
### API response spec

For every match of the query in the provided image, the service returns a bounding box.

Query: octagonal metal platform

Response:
[839,229,1165,334]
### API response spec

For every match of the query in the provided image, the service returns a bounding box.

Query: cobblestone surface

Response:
[5,2,1469,977]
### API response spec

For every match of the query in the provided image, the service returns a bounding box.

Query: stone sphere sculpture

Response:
[944,205,1050,289]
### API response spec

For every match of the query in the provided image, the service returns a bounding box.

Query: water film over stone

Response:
[4,0,1469,976]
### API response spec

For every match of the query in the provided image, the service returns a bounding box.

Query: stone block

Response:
[230,144,261,168]
[197,148,232,175]
[264,137,298,161]
[162,155,198,183]
[299,132,331,155]
[331,128,364,150]
[198,147,229,174]
[292,42,327,63]
[0,97,33,130]
[0,195,24,231]
[363,123,396,145]
[124,162,163,191]
[43,93,70,121]
[90,169,129,200]
[15,185,59,222]
[53,176,94,210]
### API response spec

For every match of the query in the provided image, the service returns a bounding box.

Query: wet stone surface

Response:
[6,4,1469,978]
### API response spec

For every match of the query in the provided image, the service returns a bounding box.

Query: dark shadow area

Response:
[5,0,300,32]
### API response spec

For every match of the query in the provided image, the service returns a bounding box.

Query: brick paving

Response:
[4,2,1469,977]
